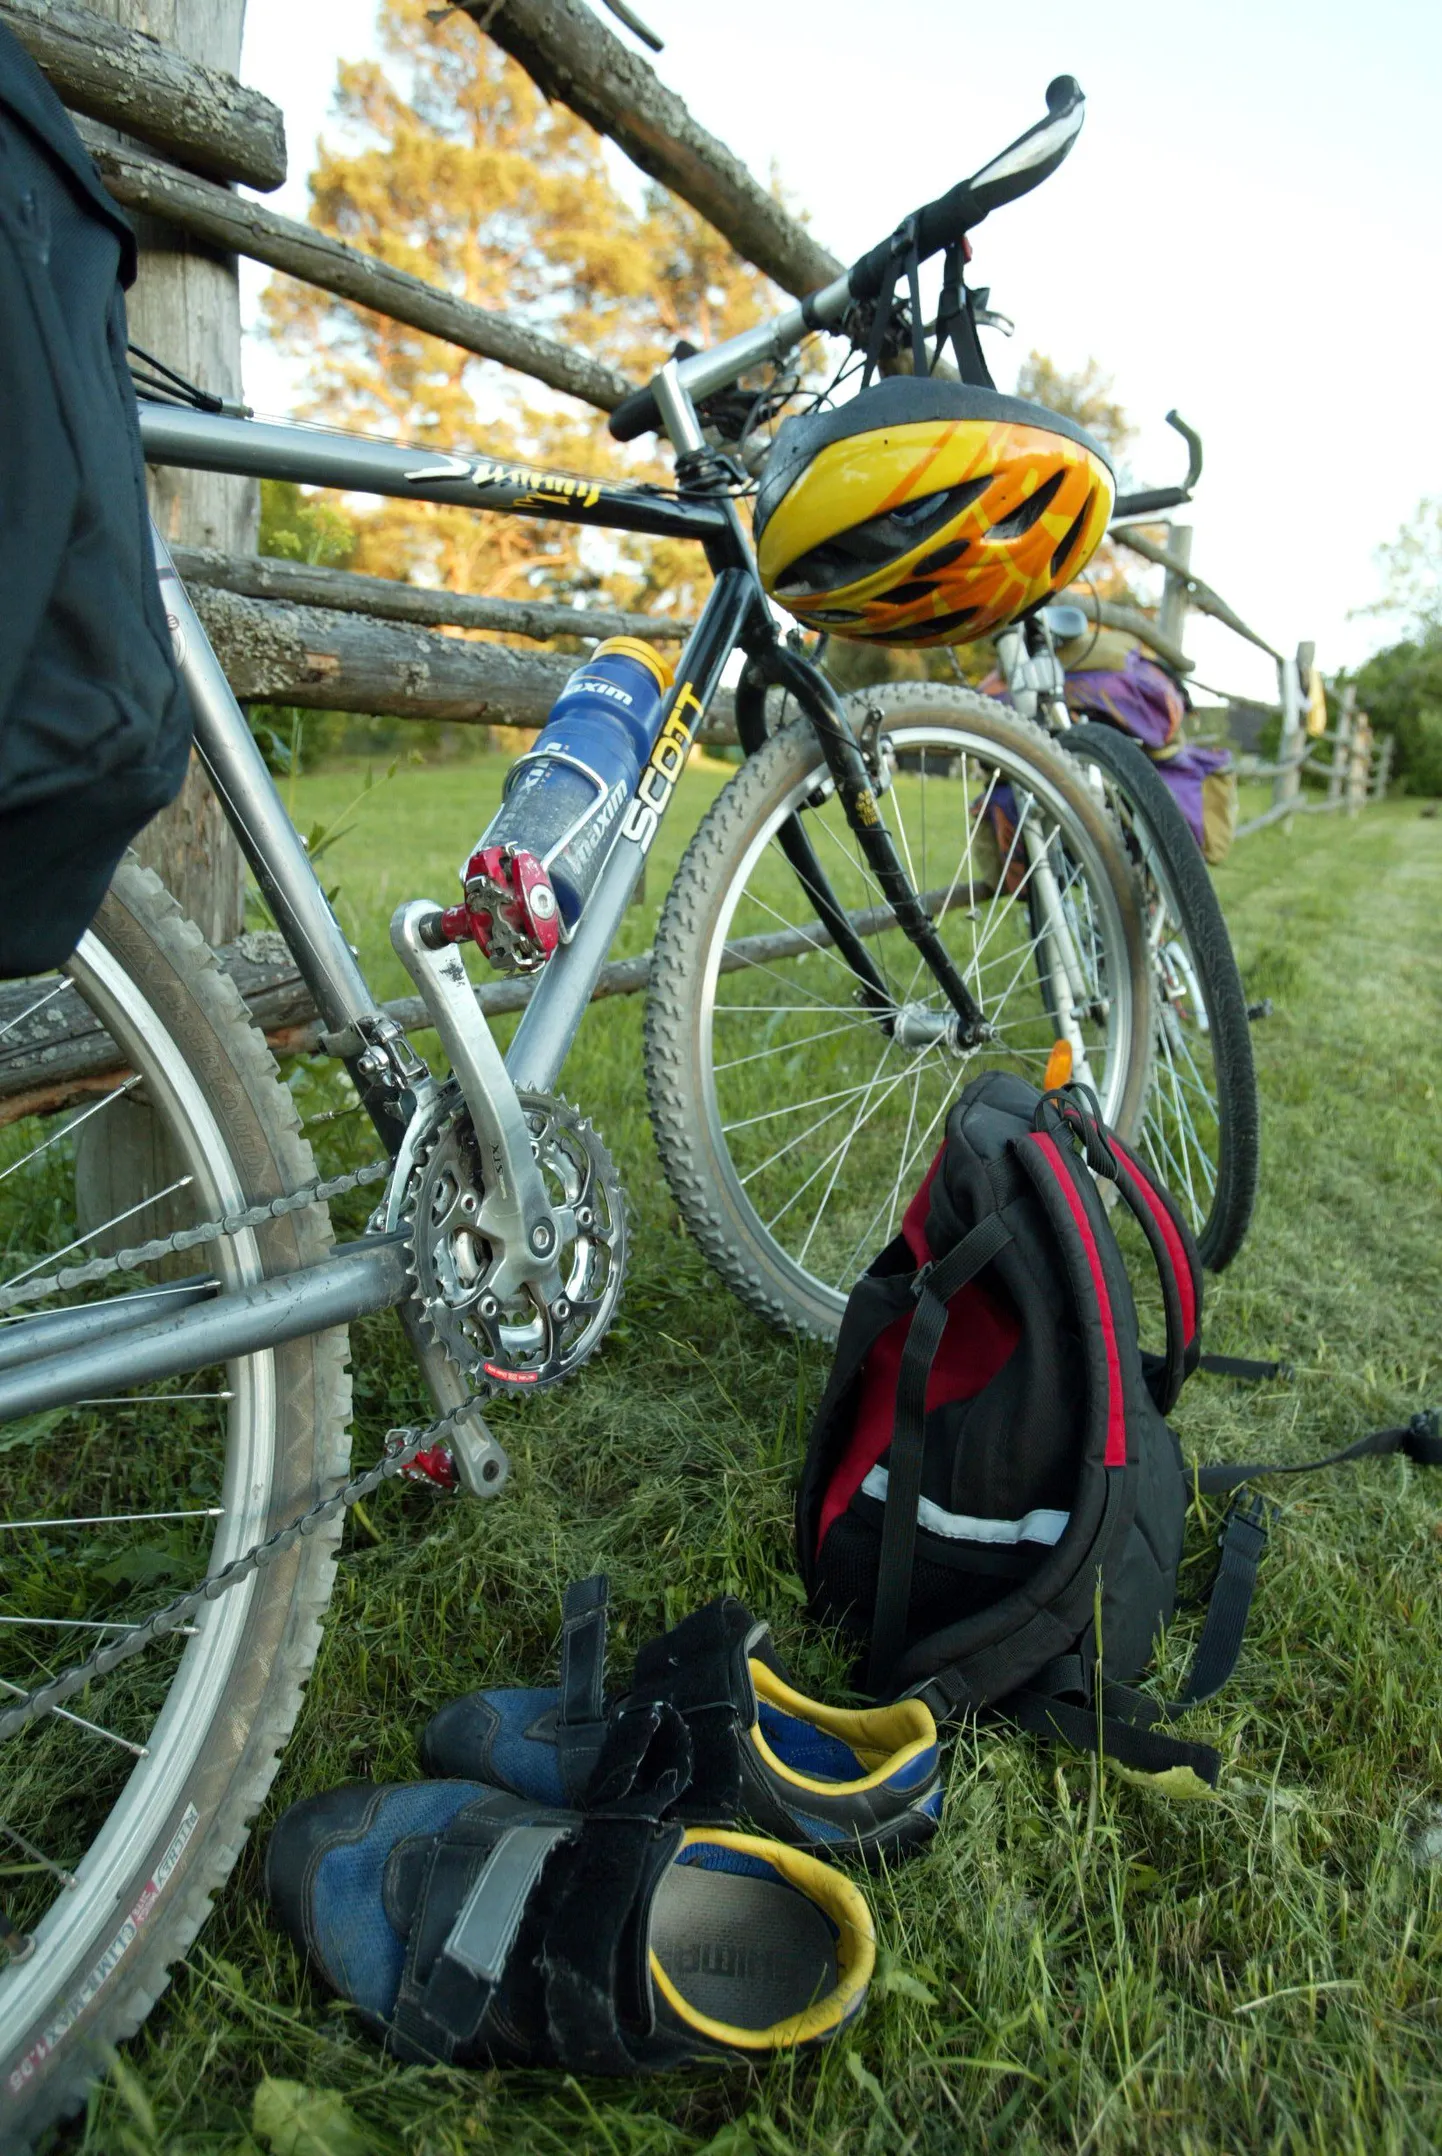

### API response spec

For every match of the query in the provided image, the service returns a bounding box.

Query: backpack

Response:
[796,1070,1440,1787]
[0,25,191,978]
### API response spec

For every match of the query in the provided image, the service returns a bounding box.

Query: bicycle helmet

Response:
[753,377,1114,646]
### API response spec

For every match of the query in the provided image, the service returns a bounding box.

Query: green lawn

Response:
[75,775,1442,2154]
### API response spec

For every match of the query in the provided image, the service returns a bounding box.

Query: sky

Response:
[238,0,1442,702]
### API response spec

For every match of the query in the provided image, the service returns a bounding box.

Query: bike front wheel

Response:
[0,862,350,2147]
[645,684,1152,1340]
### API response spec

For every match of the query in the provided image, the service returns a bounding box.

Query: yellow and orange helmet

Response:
[753,379,1114,647]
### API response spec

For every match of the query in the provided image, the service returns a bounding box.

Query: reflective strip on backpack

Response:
[861,1467,1068,1547]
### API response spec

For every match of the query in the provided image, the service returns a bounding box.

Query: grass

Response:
[23,768,1442,2151]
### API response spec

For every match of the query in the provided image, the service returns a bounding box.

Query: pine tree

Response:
[264,0,778,623]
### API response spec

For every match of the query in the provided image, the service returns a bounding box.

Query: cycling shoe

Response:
[421,1576,942,1862]
[266,1777,874,2071]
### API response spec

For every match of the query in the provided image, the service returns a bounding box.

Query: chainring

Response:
[403,1086,626,1391]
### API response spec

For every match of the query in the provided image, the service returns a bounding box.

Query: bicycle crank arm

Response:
[391,900,563,1304]
[0,1235,413,1424]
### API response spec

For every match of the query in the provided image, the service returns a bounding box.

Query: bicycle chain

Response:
[0,1390,490,1745]
[0,1157,393,1315]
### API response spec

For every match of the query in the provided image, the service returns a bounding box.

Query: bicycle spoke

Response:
[712,1011,886,1075]
[1,1508,225,1532]
[0,980,69,1046]
[762,1057,920,1234]
[0,1678,146,1758]
[0,1820,77,1890]
[2,1175,194,1295]
[0,1075,143,1186]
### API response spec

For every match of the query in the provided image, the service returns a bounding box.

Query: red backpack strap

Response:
[1104,1135,1203,1414]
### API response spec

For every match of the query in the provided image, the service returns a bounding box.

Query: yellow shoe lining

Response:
[747,1660,937,1794]
[648,1828,875,2052]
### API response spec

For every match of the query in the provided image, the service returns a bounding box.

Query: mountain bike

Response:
[0,75,1158,2141]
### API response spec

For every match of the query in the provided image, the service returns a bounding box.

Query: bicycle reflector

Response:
[753,378,1114,647]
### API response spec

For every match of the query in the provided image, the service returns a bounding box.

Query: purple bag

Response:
[1063,648,1186,752]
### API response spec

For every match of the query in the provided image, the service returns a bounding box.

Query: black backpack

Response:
[797,1070,1440,1787]
[0,25,192,977]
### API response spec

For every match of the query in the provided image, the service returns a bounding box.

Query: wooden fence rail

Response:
[173,547,695,645]
[187,583,736,737]
[0,0,286,188]
[0,890,957,1124]
[76,122,632,413]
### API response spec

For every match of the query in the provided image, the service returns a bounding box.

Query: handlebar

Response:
[608,75,1087,443]
[845,75,1086,301]
[1110,410,1204,522]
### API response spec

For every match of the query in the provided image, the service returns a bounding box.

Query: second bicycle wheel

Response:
[646,684,1152,1340]
[1057,721,1259,1270]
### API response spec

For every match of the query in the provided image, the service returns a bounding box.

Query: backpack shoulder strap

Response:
[1008,1408,1442,1783]
[1105,1134,1202,1414]
[866,1210,1015,1692]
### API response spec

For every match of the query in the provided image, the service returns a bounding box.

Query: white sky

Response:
[239,0,1442,702]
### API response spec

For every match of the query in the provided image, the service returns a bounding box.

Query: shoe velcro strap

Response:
[587,1696,697,1817]
[541,1818,685,2073]
[557,1574,610,1800]
[394,1816,575,2059]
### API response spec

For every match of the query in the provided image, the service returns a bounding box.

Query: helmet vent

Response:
[776,476,991,597]
[988,468,1066,541]
[913,539,969,576]
[881,603,981,644]
[1050,489,1096,580]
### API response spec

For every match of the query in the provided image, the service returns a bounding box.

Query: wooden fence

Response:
[3,0,824,734]
[7,1,1375,846]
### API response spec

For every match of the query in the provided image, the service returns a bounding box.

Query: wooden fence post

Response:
[1328,684,1354,807]
[1157,525,1192,658]
[93,0,254,950]
[1275,655,1303,812]
[1371,732,1395,801]
[1347,713,1373,814]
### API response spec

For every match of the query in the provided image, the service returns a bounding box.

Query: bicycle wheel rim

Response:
[0,928,274,2057]
[692,719,1143,1327]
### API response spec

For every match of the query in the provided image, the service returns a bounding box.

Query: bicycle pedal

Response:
[401,1443,460,1492]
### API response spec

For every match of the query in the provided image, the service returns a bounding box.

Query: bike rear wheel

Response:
[646,685,1152,1340]
[1056,721,1259,1270]
[0,862,349,2147]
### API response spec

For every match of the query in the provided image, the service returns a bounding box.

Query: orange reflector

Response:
[1043,1038,1074,1090]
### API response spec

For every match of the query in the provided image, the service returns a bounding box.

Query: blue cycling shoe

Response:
[265,1775,875,2071]
[421,1577,942,1863]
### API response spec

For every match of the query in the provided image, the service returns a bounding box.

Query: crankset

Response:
[392,1084,626,1393]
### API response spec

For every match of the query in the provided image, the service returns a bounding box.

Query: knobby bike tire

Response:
[1,862,350,2150]
[1058,721,1259,1270]
[645,685,1152,1341]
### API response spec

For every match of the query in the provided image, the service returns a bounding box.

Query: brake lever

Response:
[971,288,1014,337]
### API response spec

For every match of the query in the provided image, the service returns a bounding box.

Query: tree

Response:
[1014,351,1134,463]
[263,0,779,626]
[1357,497,1442,640]
[1348,636,1442,797]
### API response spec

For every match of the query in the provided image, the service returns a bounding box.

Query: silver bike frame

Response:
[0,383,760,1419]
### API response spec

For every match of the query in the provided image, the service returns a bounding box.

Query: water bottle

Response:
[443,638,675,973]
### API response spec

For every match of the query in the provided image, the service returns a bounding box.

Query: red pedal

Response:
[438,845,561,974]
[401,1443,459,1491]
